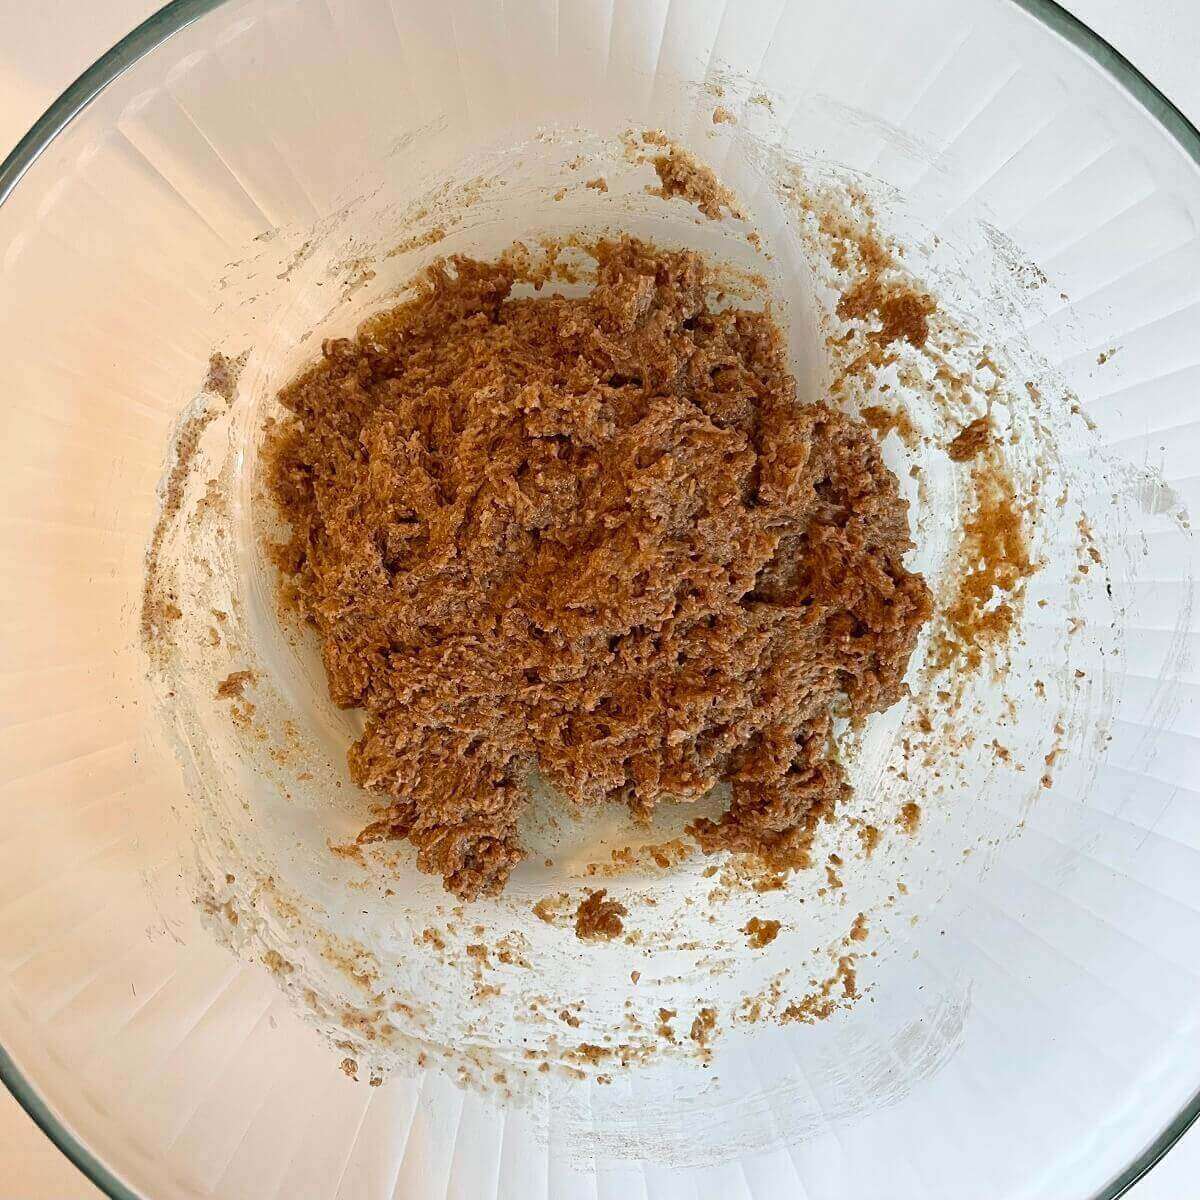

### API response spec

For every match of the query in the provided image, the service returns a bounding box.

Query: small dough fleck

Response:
[574,889,627,942]
[743,917,781,948]
[946,417,992,462]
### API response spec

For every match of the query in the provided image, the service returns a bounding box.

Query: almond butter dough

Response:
[266,237,930,900]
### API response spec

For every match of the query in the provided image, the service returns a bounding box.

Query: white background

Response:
[0,1,1197,1196]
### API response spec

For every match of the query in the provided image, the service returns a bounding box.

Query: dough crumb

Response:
[743,917,781,948]
[203,351,243,403]
[858,823,881,856]
[215,669,254,699]
[649,146,742,220]
[946,416,992,462]
[532,893,571,924]
[657,1008,677,1040]
[420,927,446,951]
[837,275,934,350]
[860,403,918,447]
[574,889,627,941]
[690,1006,717,1045]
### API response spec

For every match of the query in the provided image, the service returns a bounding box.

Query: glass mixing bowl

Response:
[3,1,1200,1197]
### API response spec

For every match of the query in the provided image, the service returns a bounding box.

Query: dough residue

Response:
[649,146,742,220]
[946,416,992,462]
[574,889,627,942]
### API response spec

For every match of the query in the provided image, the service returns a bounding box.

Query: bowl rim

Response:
[1,1,1198,1197]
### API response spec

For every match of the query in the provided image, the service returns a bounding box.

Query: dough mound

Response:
[266,237,931,900]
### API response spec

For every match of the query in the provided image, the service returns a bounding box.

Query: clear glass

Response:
[2,1,1200,1198]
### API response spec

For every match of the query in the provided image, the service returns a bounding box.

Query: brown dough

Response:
[574,889,627,941]
[266,237,931,900]
[946,416,992,462]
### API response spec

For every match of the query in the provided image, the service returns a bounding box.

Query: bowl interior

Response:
[3,2,1200,1198]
